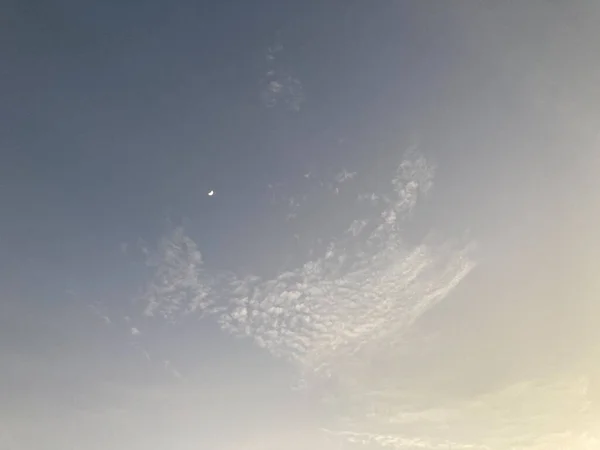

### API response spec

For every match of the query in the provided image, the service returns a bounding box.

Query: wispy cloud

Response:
[134,149,482,449]
[88,302,112,325]
[142,227,215,320]
[321,428,491,450]
[139,150,474,386]
[163,360,183,379]
[335,169,357,184]
[261,42,305,111]
[328,375,600,450]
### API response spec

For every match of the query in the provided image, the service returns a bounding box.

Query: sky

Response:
[2,0,600,449]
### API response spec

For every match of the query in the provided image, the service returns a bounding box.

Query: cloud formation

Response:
[135,149,482,449]
[102,148,600,450]
[326,375,600,450]
[142,228,215,320]
[139,150,475,385]
[261,42,305,111]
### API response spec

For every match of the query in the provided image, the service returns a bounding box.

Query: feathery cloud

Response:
[328,375,600,450]
[139,150,475,387]
[130,149,483,449]
[261,42,305,111]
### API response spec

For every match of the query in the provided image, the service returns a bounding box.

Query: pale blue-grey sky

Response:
[2,1,600,449]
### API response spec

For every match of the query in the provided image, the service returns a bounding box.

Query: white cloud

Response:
[138,150,474,387]
[321,428,490,450]
[358,192,381,205]
[327,375,600,450]
[88,302,112,325]
[132,149,485,450]
[141,227,214,320]
[163,360,182,379]
[335,169,357,184]
[261,42,305,111]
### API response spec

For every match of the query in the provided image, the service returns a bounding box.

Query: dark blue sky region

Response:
[1,1,460,302]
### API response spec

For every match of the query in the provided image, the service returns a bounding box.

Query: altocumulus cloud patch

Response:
[112,149,600,450]
[138,150,476,385]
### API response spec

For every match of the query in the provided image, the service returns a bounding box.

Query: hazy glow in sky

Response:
[2,1,600,449]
